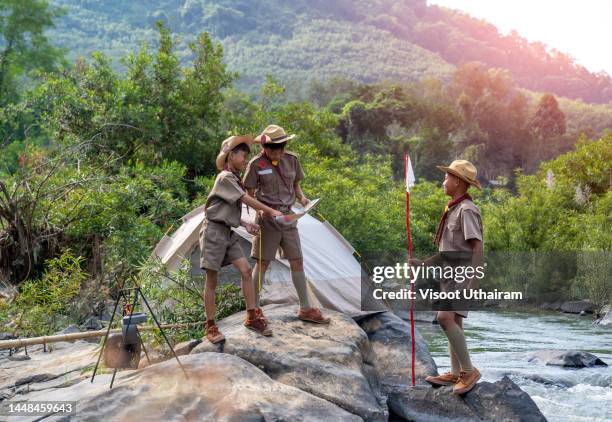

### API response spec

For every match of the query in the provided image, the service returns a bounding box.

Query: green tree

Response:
[0,0,65,105]
[527,93,566,168]
[30,22,234,179]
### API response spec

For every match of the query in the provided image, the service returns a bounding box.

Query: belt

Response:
[262,202,291,213]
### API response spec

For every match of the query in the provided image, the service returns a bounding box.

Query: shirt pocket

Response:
[260,172,279,197]
[284,169,296,185]
[447,218,463,244]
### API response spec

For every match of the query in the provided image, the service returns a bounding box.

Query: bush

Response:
[4,250,87,337]
[572,252,612,316]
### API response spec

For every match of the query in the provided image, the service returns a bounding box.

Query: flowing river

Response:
[417,310,612,422]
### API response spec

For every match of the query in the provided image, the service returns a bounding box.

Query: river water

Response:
[417,310,612,422]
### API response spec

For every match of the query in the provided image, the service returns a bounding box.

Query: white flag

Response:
[405,154,415,192]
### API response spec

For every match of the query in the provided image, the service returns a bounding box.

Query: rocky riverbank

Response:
[1,305,552,421]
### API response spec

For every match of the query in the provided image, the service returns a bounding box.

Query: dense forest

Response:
[0,1,610,339]
[47,0,612,103]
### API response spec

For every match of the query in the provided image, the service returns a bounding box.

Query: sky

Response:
[428,0,612,75]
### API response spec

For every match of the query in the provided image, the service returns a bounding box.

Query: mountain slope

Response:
[49,0,612,103]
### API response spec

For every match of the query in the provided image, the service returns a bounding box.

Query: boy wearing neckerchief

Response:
[199,135,283,344]
[411,159,484,395]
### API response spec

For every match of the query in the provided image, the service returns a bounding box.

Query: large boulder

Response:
[9,352,361,421]
[358,312,549,421]
[357,311,438,386]
[528,349,608,368]
[389,376,547,422]
[560,300,596,314]
[357,311,438,419]
[192,304,388,421]
[540,301,563,311]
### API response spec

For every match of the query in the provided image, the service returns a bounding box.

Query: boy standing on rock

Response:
[411,160,484,394]
[199,135,283,344]
[243,125,330,325]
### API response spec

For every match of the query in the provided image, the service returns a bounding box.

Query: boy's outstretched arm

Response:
[241,194,282,219]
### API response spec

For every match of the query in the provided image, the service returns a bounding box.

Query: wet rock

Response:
[390,375,547,422]
[528,349,608,368]
[560,300,596,314]
[192,304,388,421]
[523,373,574,388]
[540,301,563,311]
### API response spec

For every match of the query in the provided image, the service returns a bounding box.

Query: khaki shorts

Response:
[436,278,469,318]
[199,220,244,271]
[251,215,302,261]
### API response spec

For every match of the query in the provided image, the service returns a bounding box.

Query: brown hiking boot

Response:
[205,321,225,344]
[255,308,268,326]
[244,315,272,336]
[425,372,460,386]
[297,308,330,324]
[453,368,481,395]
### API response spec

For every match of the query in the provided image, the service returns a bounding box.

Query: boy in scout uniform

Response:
[411,160,483,395]
[200,135,283,344]
[243,125,330,324]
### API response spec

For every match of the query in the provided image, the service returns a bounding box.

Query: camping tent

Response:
[153,204,373,316]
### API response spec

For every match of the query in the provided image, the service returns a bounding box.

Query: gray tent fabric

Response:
[153,204,374,316]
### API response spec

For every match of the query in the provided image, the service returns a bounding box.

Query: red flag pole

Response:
[404,154,416,387]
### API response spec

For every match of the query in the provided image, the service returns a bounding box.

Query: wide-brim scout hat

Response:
[216,135,255,171]
[437,159,482,189]
[255,124,295,145]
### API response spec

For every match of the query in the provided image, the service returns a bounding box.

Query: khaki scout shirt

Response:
[204,171,245,227]
[438,199,483,252]
[243,151,304,208]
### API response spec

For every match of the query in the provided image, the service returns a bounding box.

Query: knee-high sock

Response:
[291,270,311,309]
[252,267,262,308]
[448,340,461,376]
[445,324,473,372]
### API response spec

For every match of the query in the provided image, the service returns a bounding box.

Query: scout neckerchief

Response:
[261,151,294,196]
[433,192,472,246]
